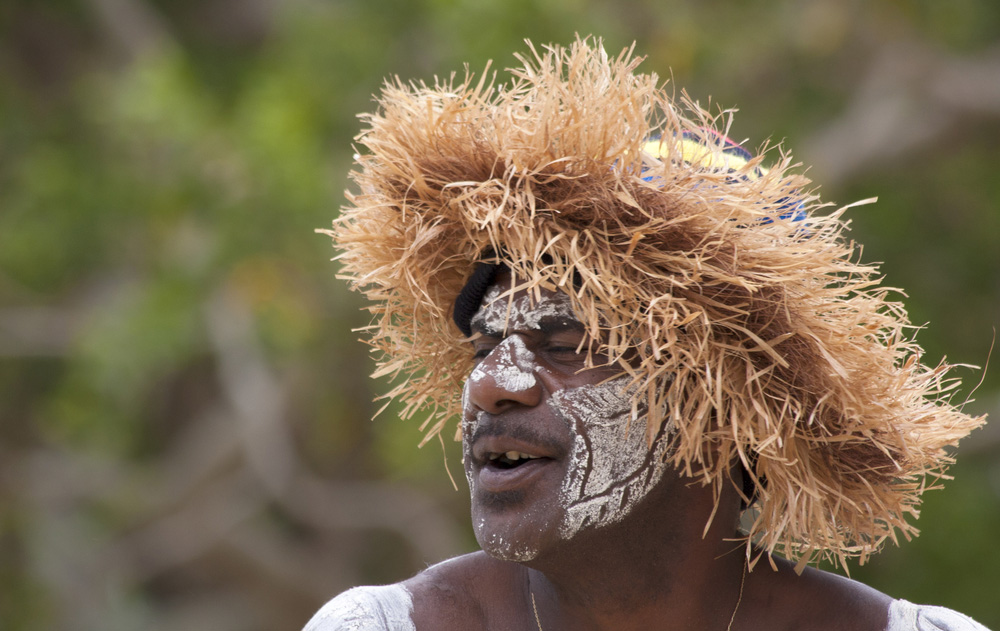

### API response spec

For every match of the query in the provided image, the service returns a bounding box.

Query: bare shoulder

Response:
[745,557,893,631]
[402,551,527,631]
[302,553,522,631]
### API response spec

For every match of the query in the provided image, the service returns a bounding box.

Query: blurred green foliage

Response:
[1,0,998,629]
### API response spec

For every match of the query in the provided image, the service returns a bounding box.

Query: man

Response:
[307,39,989,630]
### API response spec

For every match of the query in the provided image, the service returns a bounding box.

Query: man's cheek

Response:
[460,381,477,436]
[460,381,478,491]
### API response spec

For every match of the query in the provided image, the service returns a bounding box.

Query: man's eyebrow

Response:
[469,319,502,339]
[468,316,585,339]
[535,317,586,336]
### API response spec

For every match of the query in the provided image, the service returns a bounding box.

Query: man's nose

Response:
[466,335,543,414]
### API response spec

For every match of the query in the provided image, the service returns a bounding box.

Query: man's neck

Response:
[519,479,749,631]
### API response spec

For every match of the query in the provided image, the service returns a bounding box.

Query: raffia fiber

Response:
[322,38,985,566]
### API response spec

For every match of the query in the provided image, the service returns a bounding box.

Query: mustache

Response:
[467,414,565,454]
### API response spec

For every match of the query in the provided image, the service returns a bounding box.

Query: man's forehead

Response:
[469,281,581,334]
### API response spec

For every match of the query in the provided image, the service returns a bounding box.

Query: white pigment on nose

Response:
[469,335,538,393]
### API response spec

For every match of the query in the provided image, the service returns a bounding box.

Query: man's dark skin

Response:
[398,271,892,631]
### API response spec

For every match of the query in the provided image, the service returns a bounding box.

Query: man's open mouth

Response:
[487,451,543,469]
[474,445,554,493]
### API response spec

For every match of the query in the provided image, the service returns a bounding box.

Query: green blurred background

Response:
[1,0,998,629]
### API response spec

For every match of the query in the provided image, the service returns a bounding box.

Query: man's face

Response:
[461,272,671,562]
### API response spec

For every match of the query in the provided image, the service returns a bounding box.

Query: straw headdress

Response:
[324,37,985,567]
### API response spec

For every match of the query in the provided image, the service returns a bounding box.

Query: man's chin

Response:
[472,512,554,563]
[479,537,540,563]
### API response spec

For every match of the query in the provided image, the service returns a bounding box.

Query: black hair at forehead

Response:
[453,261,507,337]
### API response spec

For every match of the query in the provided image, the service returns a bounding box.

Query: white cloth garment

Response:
[303,585,416,631]
[887,600,991,631]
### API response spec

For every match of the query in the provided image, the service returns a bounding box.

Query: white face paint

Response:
[468,335,538,394]
[463,278,673,561]
[552,377,670,538]
[476,521,541,562]
[462,283,575,444]
[471,283,579,334]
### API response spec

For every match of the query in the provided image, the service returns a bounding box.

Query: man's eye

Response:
[545,341,587,357]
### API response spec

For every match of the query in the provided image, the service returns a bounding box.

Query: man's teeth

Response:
[488,451,540,462]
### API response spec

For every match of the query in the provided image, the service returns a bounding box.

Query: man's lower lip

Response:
[476,459,553,492]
